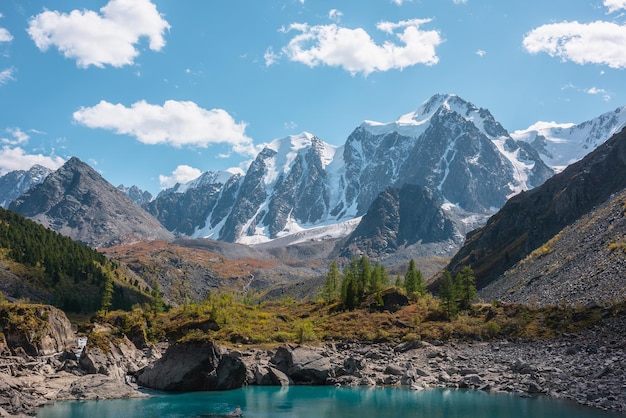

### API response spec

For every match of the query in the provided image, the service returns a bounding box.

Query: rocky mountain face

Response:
[118,184,153,207]
[9,157,173,248]
[444,126,626,291]
[146,171,242,237]
[480,186,626,307]
[147,94,554,246]
[340,184,463,259]
[0,164,51,208]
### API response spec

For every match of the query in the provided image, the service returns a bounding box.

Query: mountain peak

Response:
[10,156,173,248]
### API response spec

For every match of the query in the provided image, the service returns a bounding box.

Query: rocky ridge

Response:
[9,157,173,248]
[444,126,626,292]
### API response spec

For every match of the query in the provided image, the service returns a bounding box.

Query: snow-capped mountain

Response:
[147,94,554,244]
[0,165,51,208]
[512,105,626,171]
[146,170,243,237]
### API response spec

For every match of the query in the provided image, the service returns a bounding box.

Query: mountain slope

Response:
[443,126,626,291]
[513,105,626,171]
[0,206,150,313]
[340,184,463,259]
[0,165,51,208]
[9,157,173,248]
[480,187,626,306]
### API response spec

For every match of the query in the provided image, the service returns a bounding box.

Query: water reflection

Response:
[38,386,619,418]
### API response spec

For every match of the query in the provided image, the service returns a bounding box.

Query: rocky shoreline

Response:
[1,314,624,417]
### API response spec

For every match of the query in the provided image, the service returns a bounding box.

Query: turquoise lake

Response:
[36,386,621,418]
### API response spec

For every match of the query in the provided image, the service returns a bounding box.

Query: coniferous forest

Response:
[0,207,149,313]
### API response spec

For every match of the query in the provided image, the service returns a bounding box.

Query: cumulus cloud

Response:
[159,164,202,189]
[73,100,257,156]
[476,49,486,57]
[27,0,170,68]
[523,20,626,68]
[0,27,13,43]
[0,147,65,174]
[453,0,468,4]
[0,127,65,174]
[279,18,441,75]
[604,0,626,13]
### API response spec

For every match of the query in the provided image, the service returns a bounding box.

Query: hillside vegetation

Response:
[0,207,151,314]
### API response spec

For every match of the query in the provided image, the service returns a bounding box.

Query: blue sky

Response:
[1,0,626,194]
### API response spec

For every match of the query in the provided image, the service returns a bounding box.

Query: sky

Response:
[1,0,626,195]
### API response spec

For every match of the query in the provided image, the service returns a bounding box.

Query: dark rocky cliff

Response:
[444,127,626,290]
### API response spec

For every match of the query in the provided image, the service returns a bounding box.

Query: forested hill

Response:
[0,207,151,314]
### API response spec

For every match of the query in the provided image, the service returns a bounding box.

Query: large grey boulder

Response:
[136,340,247,391]
[271,345,331,384]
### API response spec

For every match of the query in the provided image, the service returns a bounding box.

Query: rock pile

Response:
[0,312,624,416]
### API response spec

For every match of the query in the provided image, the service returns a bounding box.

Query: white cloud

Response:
[73,100,257,156]
[1,128,29,145]
[587,87,607,95]
[0,146,65,175]
[27,0,170,68]
[453,0,468,4]
[523,20,626,68]
[0,68,14,85]
[0,27,13,43]
[329,9,343,23]
[604,0,626,13]
[159,164,202,189]
[587,87,612,101]
[476,49,486,57]
[279,18,441,75]
[264,47,279,67]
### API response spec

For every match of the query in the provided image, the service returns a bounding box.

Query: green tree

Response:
[438,270,457,319]
[404,259,426,297]
[356,255,371,301]
[369,261,388,295]
[323,260,341,304]
[455,266,477,310]
[151,280,165,314]
[100,273,114,312]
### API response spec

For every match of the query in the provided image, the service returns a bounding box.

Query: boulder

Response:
[268,366,291,386]
[79,334,148,380]
[136,340,223,391]
[0,305,74,356]
[215,352,247,390]
[271,345,331,384]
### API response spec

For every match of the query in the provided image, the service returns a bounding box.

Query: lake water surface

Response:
[37,386,621,418]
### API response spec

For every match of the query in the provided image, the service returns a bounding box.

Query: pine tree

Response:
[323,260,341,304]
[404,259,426,297]
[454,266,477,310]
[151,280,165,314]
[438,270,457,319]
[100,273,114,312]
[369,261,388,294]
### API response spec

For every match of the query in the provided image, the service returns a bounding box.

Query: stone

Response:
[271,345,331,385]
[136,340,223,391]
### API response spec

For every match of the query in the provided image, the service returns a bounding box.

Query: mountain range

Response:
[1,94,626,259]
